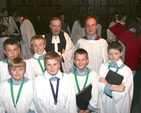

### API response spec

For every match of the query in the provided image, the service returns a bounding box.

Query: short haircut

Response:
[0,24,8,34]
[0,16,4,23]
[85,16,98,25]
[8,57,26,72]
[49,17,61,25]
[3,38,20,50]
[74,48,88,59]
[13,12,22,18]
[44,51,60,66]
[108,41,122,52]
[1,8,7,13]
[30,35,46,47]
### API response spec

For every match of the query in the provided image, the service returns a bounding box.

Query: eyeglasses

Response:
[85,24,97,28]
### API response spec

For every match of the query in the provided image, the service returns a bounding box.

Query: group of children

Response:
[0,35,133,113]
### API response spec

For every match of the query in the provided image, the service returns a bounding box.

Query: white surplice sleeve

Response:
[61,32,74,73]
[20,19,35,58]
[0,82,6,113]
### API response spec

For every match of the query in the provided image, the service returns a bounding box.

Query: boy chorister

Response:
[0,57,36,113]
[0,38,35,83]
[99,41,133,113]
[33,51,77,113]
[69,48,101,113]
[28,35,46,77]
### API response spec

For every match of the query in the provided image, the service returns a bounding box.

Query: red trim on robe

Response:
[21,17,26,22]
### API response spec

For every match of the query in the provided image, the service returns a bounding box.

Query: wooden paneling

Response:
[6,0,138,37]
[97,0,134,38]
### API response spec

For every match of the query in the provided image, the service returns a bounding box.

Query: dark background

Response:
[4,0,141,38]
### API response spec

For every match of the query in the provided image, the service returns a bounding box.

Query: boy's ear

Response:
[49,25,51,29]
[18,47,20,53]
[120,51,123,56]
[3,50,6,55]
[73,59,76,63]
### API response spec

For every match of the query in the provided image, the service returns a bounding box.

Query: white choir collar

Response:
[51,35,60,44]
[33,50,46,59]
[43,70,63,80]
[119,21,126,25]
[108,59,123,68]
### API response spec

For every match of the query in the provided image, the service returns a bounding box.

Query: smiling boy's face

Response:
[74,53,89,72]
[32,39,46,55]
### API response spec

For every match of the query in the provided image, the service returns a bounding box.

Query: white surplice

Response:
[28,51,46,77]
[75,38,108,73]
[69,69,103,113]
[3,16,19,34]
[98,59,133,113]
[97,23,102,37]
[0,79,36,113]
[20,17,36,59]
[33,70,77,113]
[70,20,86,45]
[58,32,74,73]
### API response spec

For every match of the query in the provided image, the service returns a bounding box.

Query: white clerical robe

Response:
[20,17,36,59]
[58,32,74,73]
[33,71,77,113]
[3,16,19,34]
[98,59,133,113]
[0,79,36,113]
[0,59,36,83]
[107,29,116,42]
[97,23,102,37]
[75,38,108,73]
[70,20,86,45]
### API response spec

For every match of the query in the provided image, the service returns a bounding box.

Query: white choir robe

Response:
[70,20,86,45]
[0,78,36,113]
[107,29,116,42]
[28,51,46,77]
[69,69,104,113]
[96,23,102,37]
[3,16,19,34]
[109,20,119,28]
[0,36,10,60]
[98,59,133,113]
[75,38,108,73]
[0,59,36,83]
[59,32,74,73]
[33,70,77,113]
[20,17,36,59]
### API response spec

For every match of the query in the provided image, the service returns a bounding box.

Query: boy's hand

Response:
[79,110,85,113]
[110,83,125,92]
[84,109,90,113]
[99,77,109,84]
[116,84,125,92]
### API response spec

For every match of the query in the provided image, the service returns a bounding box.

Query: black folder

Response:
[105,70,124,85]
[76,84,92,110]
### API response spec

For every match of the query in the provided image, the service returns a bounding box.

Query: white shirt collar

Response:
[43,70,63,80]
[109,59,123,67]
[33,50,46,59]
